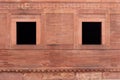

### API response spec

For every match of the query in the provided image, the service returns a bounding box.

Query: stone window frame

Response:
[74,14,110,49]
[79,18,105,45]
[11,15,41,48]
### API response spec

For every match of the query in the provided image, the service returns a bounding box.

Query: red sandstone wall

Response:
[0,72,120,80]
[0,0,120,2]
[0,0,120,80]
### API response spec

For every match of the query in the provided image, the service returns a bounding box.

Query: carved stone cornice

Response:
[0,67,120,73]
[0,2,118,10]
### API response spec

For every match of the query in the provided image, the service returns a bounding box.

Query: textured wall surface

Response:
[0,0,120,80]
[0,72,120,80]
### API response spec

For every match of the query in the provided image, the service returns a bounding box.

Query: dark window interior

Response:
[17,22,36,45]
[82,22,102,45]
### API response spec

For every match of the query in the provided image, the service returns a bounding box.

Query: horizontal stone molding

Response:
[0,67,120,73]
[0,2,119,11]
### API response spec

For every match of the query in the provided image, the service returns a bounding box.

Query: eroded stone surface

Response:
[0,73,23,80]
[23,73,43,80]
[76,72,102,80]
[103,72,120,79]
[42,72,75,80]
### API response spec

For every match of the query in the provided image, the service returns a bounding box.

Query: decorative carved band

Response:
[18,3,31,10]
[0,68,120,73]
[0,2,119,10]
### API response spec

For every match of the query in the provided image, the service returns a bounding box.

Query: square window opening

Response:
[82,22,102,45]
[16,22,36,45]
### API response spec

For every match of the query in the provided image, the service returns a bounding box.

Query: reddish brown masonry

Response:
[0,0,120,79]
